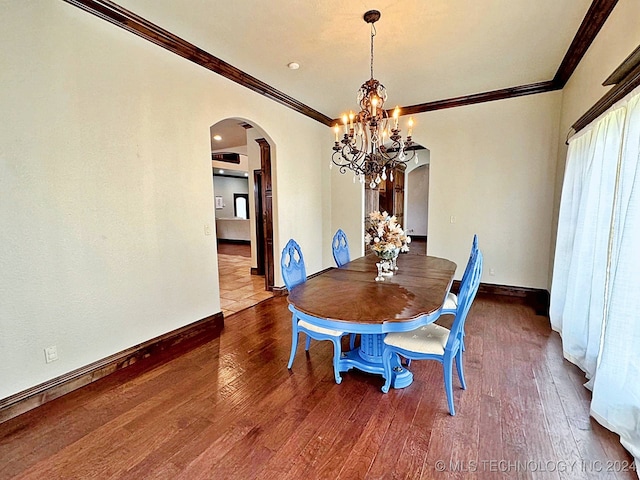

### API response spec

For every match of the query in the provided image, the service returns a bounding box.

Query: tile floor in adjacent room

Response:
[217,249,273,317]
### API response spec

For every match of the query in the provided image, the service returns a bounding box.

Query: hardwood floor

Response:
[0,295,634,479]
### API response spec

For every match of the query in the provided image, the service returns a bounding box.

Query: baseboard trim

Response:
[216,239,251,245]
[452,280,550,316]
[0,312,224,424]
[272,267,334,297]
[272,286,288,297]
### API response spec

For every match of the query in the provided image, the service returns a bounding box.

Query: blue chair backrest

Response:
[332,229,350,267]
[281,239,307,291]
[459,234,479,286]
[446,249,483,352]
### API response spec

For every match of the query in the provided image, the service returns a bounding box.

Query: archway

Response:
[209,118,276,316]
[404,147,430,254]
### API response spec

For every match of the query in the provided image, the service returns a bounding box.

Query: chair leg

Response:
[304,335,312,351]
[331,338,343,384]
[381,349,394,393]
[349,333,356,350]
[455,347,466,390]
[443,356,456,416]
[287,315,299,370]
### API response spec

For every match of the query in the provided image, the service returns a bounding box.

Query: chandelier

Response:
[331,10,416,188]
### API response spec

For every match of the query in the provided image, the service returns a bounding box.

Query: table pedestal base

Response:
[338,333,413,389]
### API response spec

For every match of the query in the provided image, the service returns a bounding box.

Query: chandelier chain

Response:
[370,23,376,80]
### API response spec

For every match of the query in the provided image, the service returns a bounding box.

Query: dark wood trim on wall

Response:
[552,0,619,89]
[216,239,250,245]
[604,44,640,86]
[63,0,619,125]
[399,82,558,117]
[0,312,224,424]
[61,0,333,126]
[256,139,275,291]
[272,286,289,297]
[273,267,335,296]
[452,281,550,317]
[572,45,640,133]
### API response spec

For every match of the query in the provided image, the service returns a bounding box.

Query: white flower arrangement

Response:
[364,210,411,258]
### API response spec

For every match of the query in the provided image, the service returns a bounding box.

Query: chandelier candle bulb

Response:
[393,106,400,129]
[334,125,339,142]
[408,117,414,137]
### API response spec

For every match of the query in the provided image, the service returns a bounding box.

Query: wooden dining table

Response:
[287,254,457,389]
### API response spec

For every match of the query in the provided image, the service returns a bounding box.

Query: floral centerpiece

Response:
[365,211,410,280]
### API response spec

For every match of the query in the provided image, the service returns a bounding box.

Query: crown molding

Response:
[63,0,618,124]
[552,0,618,89]
[62,0,334,126]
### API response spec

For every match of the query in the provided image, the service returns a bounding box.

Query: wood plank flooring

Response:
[0,295,635,479]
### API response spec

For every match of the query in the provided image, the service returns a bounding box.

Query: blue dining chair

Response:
[381,249,483,416]
[442,234,478,314]
[441,234,478,352]
[332,229,350,267]
[282,239,349,384]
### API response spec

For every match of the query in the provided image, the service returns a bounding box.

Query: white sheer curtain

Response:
[551,87,640,470]
[550,107,624,378]
[591,92,640,466]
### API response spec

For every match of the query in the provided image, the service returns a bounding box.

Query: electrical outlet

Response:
[489,268,496,276]
[450,216,456,224]
[204,224,212,236]
[44,346,58,363]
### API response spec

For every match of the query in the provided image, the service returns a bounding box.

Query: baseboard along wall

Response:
[0,312,224,424]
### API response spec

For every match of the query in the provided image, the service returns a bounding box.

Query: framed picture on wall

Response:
[215,196,224,209]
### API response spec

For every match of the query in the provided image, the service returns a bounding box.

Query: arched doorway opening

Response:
[404,147,430,255]
[363,145,429,255]
[209,118,276,317]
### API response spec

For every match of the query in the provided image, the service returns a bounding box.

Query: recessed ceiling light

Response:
[287,62,300,70]
[213,135,222,141]
[219,169,225,174]
[244,172,249,177]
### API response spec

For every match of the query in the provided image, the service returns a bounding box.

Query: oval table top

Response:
[287,254,457,326]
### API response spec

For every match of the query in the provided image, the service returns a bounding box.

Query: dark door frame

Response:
[253,169,265,276]
[256,138,274,291]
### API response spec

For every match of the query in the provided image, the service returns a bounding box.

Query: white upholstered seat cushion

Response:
[298,319,344,337]
[383,323,451,356]
[443,292,458,310]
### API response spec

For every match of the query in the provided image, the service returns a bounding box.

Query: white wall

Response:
[0,1,327,399]
[328,93,562,289]
[406,165,430,236]
[414,93,562,288]
[212,176,249,219]
[329,166,365,262]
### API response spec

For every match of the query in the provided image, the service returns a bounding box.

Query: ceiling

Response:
[110,0,595,149]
